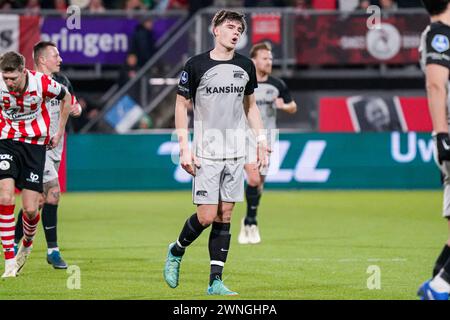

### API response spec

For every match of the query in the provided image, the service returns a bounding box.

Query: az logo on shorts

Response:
[196,190,208,197]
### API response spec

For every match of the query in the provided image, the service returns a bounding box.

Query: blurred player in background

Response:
[418,0,450,300]
[163,10,269,295]
[14,41,81,271]
[238,42,297,245]
[0,51,71,277]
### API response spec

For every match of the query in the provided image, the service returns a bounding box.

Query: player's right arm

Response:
[175,94,197,176]
[426,64,449,133]
[424,29,450,162]
[175,62,199,176]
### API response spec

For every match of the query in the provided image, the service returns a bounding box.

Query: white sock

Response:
[430,273,450,293]
[5,258,15,268]
[47,247,59,255]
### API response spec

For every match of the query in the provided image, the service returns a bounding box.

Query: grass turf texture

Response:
[0,190,446,300]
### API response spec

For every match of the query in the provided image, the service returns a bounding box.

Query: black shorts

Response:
[0,139,46,193]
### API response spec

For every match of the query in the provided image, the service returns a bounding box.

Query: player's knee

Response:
[45,186,60,205]
[22,206,39,218]
[46,195,59,205]
[247,175,261,187]
[216,208,232,223]
[0,192,14,205]
[38,196,45,209]
[214,215,231,224]
[197,214,214,227]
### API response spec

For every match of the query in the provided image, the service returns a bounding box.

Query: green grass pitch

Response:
[0,190,446,300]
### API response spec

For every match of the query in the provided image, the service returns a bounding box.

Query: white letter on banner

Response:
[391,132,416,163]
[366,5,381,30]
[265,140,293,183]
[66,6,81,30]
[157,141,192,183]
[417,138,434,163]
[294,141,330,183]
[0,15,19,52]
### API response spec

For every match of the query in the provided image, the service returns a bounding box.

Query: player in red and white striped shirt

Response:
[0,51,71,277]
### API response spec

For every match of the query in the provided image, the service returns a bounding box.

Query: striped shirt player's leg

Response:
[13,209,23,255]
[0,141,18,278]
[15,189,41,275]
[0,191,16,278]
[15,142,46,275]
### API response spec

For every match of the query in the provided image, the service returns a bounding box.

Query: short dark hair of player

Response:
[33,41,57,66]
[0,51,25,72]
[421,0,450,15]
[211,10,247,34]
[250,42,272,59]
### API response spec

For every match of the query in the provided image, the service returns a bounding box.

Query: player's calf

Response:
[0,203,17,278]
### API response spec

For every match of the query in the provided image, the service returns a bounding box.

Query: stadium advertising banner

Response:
[67,133,439,191]
[0,15,40,69]
[40,16,178,64]
[319,96,432,132]
[296,13,429,65]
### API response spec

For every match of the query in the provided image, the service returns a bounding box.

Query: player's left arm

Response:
[69,95,82,118]
[275,79,297,114]
[45,77,72,149]
[244,93,269,169]
[275,99,297,114]
[61,76,82,118]
[50,90,71,149]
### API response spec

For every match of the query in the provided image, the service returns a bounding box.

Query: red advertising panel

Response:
[296,13,429,65]
[252,13,281,45]
[319,96,431,132]
[19,16,40,70]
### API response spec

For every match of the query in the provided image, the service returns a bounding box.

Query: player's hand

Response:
[436,133,450,164]
[257,139,270,171]
[275,98,284,110]
[70,102,82,118]
[48,132,63,150]
[276,98,297,114]
[180,147,200,176]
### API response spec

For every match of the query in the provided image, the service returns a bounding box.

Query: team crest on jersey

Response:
[432,34,450,53]
[233,70,244,79]
[180,71,188,84]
